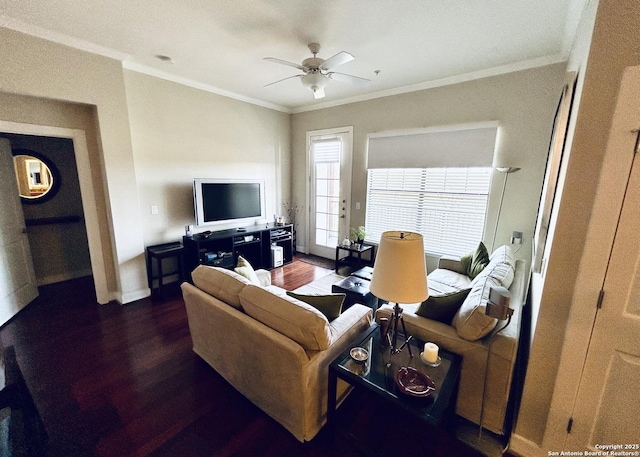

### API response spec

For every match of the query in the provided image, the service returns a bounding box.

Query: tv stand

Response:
[183,223,293,275]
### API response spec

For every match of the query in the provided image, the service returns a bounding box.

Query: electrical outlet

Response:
[355,202,361,210]
[151,205,158,215]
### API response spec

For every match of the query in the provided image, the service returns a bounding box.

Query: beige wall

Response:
[123,71,291,245]
[291,64,566,269]
[0,27,144,303]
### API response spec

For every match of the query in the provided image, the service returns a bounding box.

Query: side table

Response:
[328,324,461,431]
[146,241,185,298]
[335,243,375,273]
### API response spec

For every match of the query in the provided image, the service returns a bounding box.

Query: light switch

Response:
[355,202,361,210]
[151,205,158,215]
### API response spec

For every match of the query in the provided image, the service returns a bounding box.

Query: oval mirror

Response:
[12,150,60,203]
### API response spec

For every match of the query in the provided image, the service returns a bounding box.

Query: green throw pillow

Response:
[460,242,490,279]
[234,255,260,285]
[286,291,346,321]
[415,289,471,324]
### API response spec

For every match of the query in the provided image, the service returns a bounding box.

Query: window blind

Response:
[365,167,491,256]
[311,138,341,163]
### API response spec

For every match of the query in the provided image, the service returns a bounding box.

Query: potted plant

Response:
[350,226,367,246]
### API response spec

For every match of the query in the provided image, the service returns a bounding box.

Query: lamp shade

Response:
[370,231,429,304]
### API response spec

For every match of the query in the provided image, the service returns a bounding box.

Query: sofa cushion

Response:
[240,285,332,351]
[191,265,252,310]
[415,289,471,324]
[452,275,501,340]
[470,245,515,290]
[286,291,346,321]
[234,255,261,285]
[427,269,472,295]
[460,242,490,279]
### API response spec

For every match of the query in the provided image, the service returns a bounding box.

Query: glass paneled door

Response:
[307,128,352,259]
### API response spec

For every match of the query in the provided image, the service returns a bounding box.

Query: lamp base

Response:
[384,303,413,358]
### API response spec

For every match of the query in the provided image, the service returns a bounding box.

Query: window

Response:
[365,167,492,256]
[311,137,342,248]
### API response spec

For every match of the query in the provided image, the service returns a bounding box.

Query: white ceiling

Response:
[0,0,587,113]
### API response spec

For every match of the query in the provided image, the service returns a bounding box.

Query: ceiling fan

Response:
[264,43,370,99]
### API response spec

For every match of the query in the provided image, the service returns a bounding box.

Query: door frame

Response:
[0,120,110,304]
[304,126,353,257]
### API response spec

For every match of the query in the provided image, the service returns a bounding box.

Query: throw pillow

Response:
[234,255,260,285]
[460,242,490,279]
[415,289,471,324]
[286,291,346,321]
[469,245,516,289]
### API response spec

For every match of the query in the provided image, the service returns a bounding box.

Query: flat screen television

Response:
[193,179,266,228]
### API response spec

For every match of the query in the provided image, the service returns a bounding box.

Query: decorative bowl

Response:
[350,347,369,363]
[395,367,435,397]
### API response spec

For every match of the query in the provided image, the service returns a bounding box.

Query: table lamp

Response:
[370,231,428,356]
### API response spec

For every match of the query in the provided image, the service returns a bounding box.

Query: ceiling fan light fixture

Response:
[301,72,327,90]
[301,72,328,98]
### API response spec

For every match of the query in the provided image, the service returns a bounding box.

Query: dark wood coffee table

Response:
[328,324,461,430]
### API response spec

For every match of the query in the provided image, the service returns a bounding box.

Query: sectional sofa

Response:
[375,245,525,435]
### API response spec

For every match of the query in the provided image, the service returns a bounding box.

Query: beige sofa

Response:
[181,265,372,442]
[375,245,525,435]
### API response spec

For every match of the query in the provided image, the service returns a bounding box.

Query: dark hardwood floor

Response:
[0,256,486,457]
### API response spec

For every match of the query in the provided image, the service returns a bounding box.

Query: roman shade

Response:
[367,124,498,169]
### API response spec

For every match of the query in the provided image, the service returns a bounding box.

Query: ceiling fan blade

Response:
[313,87,325,99]
[264,74,303,88]
[328,72,371,86]
[264,57,307,72]
[319,51,354,71]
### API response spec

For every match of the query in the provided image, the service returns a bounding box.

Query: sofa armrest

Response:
[437,255,467,275]
[256,269,272,287]
[328,304,373,345]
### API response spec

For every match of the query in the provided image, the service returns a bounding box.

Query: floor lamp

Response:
[369,231,429,356]
[491,167,521,252]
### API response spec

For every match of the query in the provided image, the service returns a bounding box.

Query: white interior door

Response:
[0,138,38,326]
[563,84,640,448]
[307,127,352,259]
[565,142,640,448]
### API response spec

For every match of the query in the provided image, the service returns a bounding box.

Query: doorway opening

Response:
[0,120,109,305]
[1,133,92,286]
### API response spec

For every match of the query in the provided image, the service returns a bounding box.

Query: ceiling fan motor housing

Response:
[302,57,324,70]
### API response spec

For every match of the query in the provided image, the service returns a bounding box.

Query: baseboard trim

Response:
[119,287,151,305]
[508,433,543,457]
[37,269,93,286]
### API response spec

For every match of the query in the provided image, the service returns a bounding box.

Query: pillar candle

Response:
[423,342,439,363]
